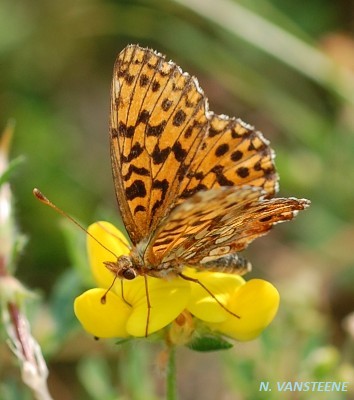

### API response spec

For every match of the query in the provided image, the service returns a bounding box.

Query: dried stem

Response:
[0,123,54,400]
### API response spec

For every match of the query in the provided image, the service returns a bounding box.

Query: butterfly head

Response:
[104,255,137,280]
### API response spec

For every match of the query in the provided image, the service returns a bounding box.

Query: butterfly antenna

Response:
[101,273,119,304]
[96,221,131,251]
[33,188,120,259]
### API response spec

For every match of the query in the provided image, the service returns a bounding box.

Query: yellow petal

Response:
[74,288,131,338]
[125,276,191,337]
[186,270,245,323]
[87,222,130,288]
[210,279,280,341]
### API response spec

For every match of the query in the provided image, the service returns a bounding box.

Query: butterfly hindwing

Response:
[145,186,310,269]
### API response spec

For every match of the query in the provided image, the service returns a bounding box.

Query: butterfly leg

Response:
[120,281,132,307]
[143,275,151,337]
[178,272,240,319]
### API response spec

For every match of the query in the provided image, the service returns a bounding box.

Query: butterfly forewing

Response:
[176,114,278,203]
[110,45,209,245]
[110,45,283,254]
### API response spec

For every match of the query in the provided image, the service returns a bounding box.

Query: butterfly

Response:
[106,44,309,329]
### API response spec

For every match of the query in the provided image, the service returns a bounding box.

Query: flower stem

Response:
[166,346,177,400]
[0,125,53,400]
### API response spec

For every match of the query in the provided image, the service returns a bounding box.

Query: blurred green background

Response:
[1,0,354,399]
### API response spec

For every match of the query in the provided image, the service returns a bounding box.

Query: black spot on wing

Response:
[231,150,243,162]
[172,141,187,162]
[208,126,220,138]
[119,71,134,85]
[123,165,150,181]
[147,121,166,137]
[121,142,144,163]
[134,205,146,214]
[215,143,229,157]
[151,179,169,215]
[118,122,135,138]
[186,171,204,180]
[152,179,169,200]
[236,167,250,178]
[152,80,160,92]
[180,183,208,199]
[162,98,173,111]
[139,74,149,87]
[152,145,171,164]
[111,128,118,138]
[211,165,234,186]
[177,163,189,181]
[137,109,150,124]
[184,126,193,138]
[173,110,187,127]
[142,49,153,64]
[264,167,277,181]
[231,129,242,139]
[126,180,147,200]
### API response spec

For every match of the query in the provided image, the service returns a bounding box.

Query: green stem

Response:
[166,346,177,400]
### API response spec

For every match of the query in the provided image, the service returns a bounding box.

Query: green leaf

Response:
[0,155,25,188]
[187,334,233,352]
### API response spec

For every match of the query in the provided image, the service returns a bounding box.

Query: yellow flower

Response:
[74,222,280,342]
[185,269,280,341]
[74,222,190,337]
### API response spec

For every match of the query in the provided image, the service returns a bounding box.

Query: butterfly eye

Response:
[122,268,137,280]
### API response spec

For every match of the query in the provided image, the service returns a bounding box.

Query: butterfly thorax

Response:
[104,246,149,280]
[104,248,185,280]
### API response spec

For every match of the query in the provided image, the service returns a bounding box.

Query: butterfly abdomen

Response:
[197,253,252,276]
